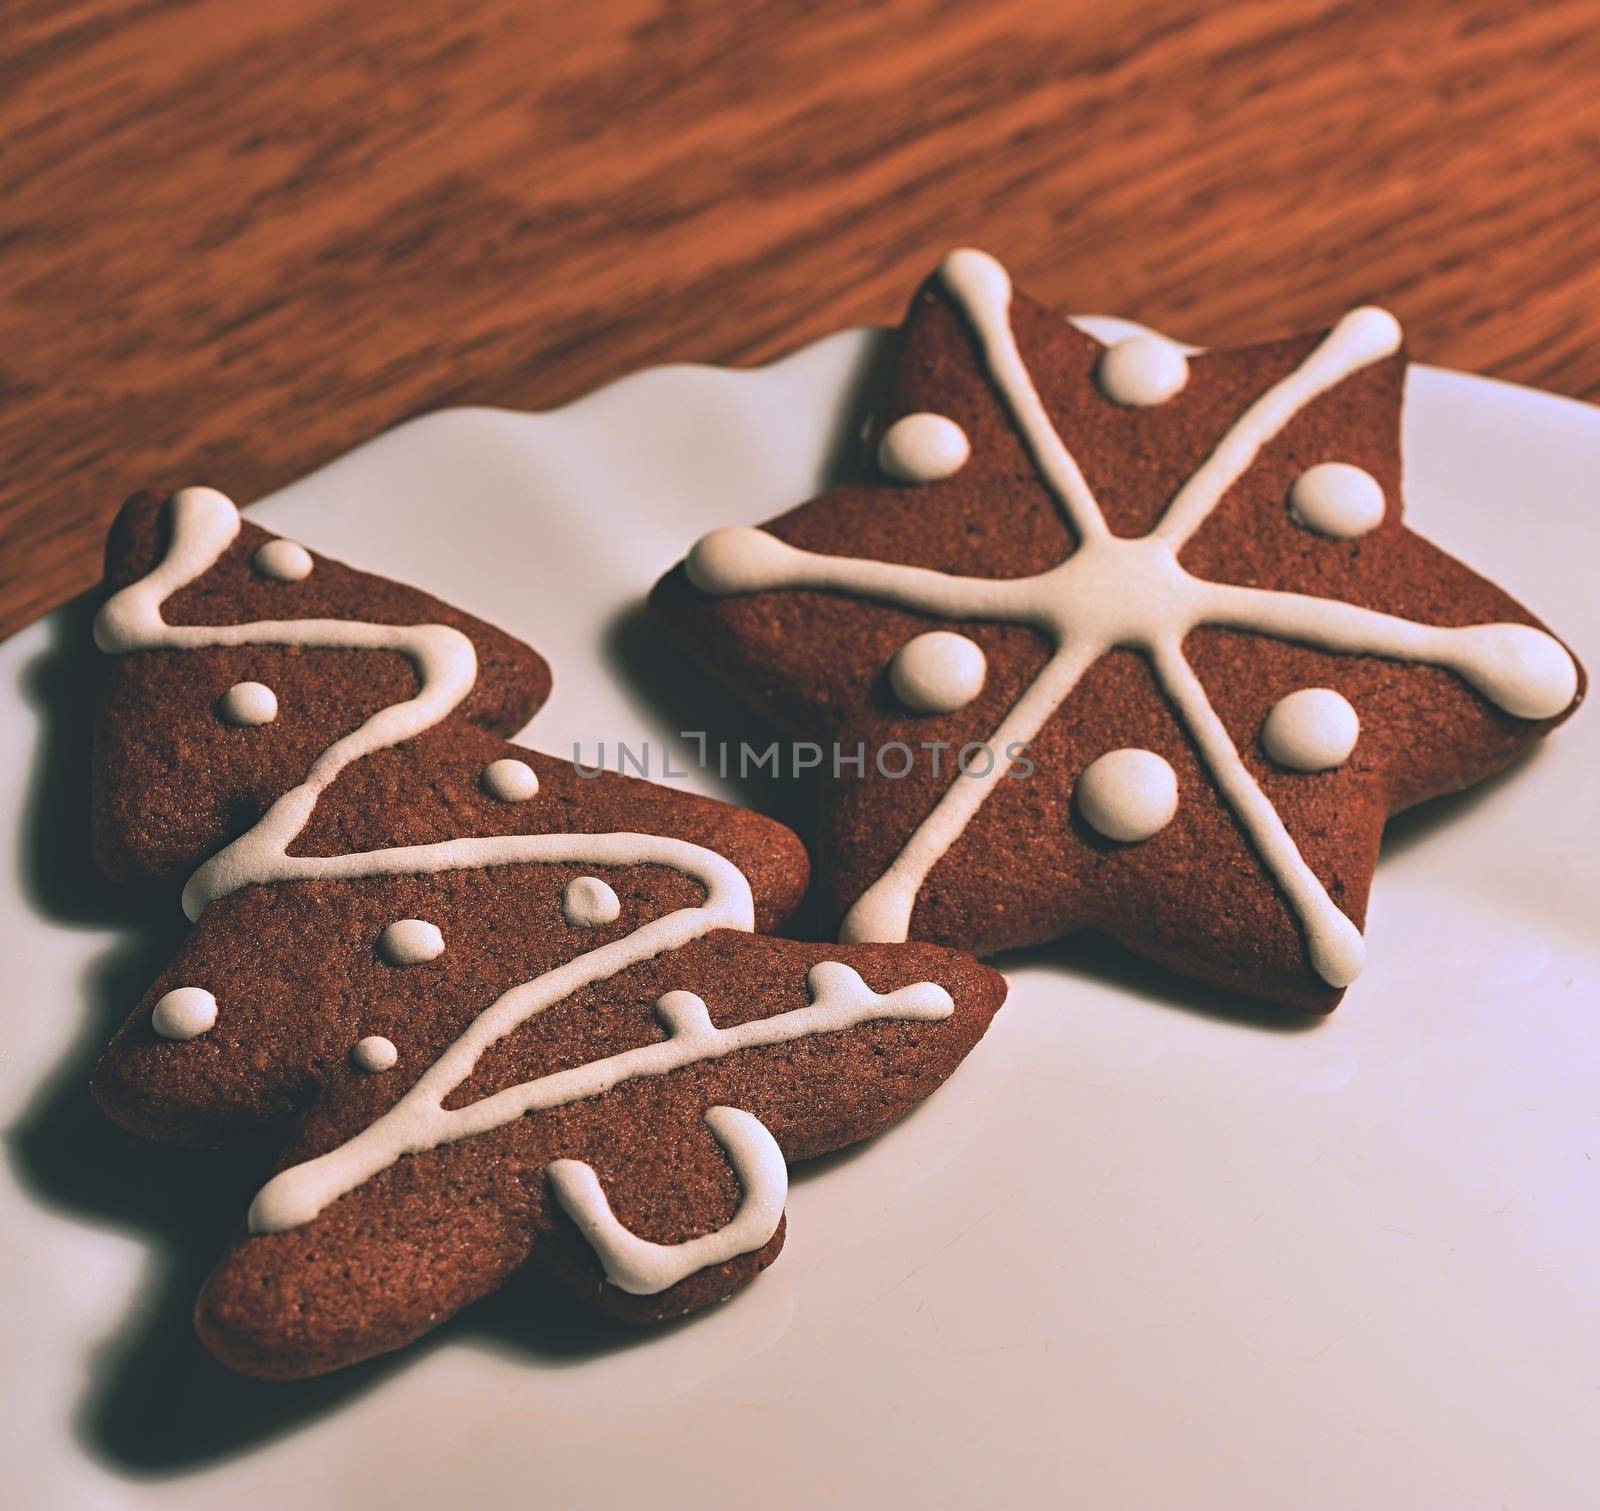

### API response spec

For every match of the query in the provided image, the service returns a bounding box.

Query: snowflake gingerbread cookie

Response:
[89,487,1004,1379]
[652,250,1584,1010]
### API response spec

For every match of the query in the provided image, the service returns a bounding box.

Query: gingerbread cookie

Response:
[90,487,1005,1379]
[652,250,1584,1010]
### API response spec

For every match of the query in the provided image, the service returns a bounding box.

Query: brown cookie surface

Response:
[94,489,553,886]
[173,922,1000,1378]
[651,251,1584,1010]
[90,486,1005,1379]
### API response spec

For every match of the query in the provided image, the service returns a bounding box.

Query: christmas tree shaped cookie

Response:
[90,487,1005,1380]
[652,250,1584,1010]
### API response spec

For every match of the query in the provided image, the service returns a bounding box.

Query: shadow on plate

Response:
[602,598,821,932]
[996,931,1326,1035]
[1374,749,1534,860]
[595,322,898,938]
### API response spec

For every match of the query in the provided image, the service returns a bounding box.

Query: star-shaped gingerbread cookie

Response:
[651,250,1584,1010]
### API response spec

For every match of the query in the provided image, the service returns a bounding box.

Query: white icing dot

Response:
[217,680,278,726]
[481,757,540,803]
[1076,748,1179,843]
[1288,463,1386,538]
[563,876,622,927]
[1097,335,1190,407]
[152,986,218,1041]
[252,539,313,581]
[378,918,444,966]
[352,1035,398,1073]
[1261,688,1360,772]
[878,413,971,482]
[889,631,987,714]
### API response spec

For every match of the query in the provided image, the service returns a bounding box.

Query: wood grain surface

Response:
[3,0,1598,637]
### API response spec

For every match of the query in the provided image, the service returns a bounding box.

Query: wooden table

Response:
[3,0,1598,638]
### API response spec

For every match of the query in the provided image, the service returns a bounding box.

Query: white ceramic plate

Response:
[3,321,1597,1510]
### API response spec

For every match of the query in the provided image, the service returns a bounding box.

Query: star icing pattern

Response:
[675,249,1581,1000]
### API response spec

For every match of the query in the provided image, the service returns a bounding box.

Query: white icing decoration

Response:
[252,538,314,581]
[481,757,539,803]
[379,918,444,966]
[1097,334,1190,407]
[878,413,971,482]
[563,875,622,927]
[152,986,218,1041]
[250,962,951,1239]
[548,1104,785,1294]
[1289,462,1386,538]
[1261,688,1360,772]
[352,1035,398,1073]
[217,680,278,727]
[684,249,1579,989]
[889,630,987,714]
[95,487,482,923]
[1076,749,1178,842]
[97,487,956,1292]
